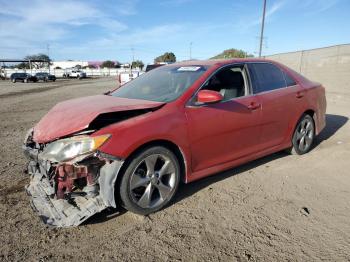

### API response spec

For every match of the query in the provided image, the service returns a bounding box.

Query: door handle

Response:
[247,102,261,110]
[296,91,305,98]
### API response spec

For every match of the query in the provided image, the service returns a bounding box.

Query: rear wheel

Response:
[289,114,315,155]
[119,146,180,215]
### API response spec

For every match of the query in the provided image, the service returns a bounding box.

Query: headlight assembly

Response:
[40,134,111,162]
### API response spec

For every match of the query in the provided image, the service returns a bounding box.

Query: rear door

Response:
[248,62,300,149]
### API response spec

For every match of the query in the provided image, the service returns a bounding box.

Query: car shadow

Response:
[313,114,348,146]
[83,208,127,226]
[173,151,288,206]
[85,114,348,225]
[174,114,348,205]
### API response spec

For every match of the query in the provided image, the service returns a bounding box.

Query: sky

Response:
[0,0,349,64]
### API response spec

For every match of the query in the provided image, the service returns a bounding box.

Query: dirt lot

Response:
[0,78,349,261]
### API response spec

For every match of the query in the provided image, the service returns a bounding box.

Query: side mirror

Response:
[197,90,223,104]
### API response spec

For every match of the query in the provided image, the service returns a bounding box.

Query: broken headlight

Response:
[40,134,111,162]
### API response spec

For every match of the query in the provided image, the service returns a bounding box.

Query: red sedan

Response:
[23,59,326,227]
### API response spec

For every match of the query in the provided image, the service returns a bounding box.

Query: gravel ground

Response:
[0,78,349,261]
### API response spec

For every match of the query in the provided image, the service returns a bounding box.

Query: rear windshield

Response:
[111,65,208,102]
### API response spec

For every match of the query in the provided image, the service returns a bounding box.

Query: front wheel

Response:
[289,114,315,155]
[119,146,180,215]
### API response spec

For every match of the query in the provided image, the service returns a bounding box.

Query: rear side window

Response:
[249,63,286,93]
[283,71,297,86]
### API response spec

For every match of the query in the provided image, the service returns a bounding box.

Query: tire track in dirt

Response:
[0,78,106,99]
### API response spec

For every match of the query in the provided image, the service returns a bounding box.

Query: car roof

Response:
[168,58,278,67]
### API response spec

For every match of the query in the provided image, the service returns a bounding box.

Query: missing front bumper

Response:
[26,170,106,227]
[23,143,124,227]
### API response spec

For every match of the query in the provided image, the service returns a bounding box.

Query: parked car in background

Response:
[35,72,56,82]
[63,69,86,79]
[118,71,143,85]
[145,63,165,72]
[23,59,326,227]
[10,73,37,83]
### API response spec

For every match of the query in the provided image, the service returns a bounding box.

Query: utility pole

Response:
[130,46,135,74]
[131,47,135,62]
[189,42,192,60]
[47,43,50,73]
[259,0,267,58]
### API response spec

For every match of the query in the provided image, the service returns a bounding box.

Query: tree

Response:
[17,62,30,69]
[101,60,115,68]
[131,60,144,70]
[24,53,51,68]
[154,52,176,63]
[83,65,96,69]
[211,48,254,59]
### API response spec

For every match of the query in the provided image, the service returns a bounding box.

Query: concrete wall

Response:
[266,44,350,95]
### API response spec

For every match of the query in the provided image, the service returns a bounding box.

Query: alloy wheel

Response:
[129,154,176,209]
[295,117,314,152]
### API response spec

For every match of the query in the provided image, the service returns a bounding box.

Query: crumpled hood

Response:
[33,95,164,143]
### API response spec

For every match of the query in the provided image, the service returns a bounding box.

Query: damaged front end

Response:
[23,129,124,227]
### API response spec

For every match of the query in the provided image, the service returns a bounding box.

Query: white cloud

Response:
[0,0,129,57]
[297,0,339,14]
[245,0,286,28]
[160,0,195,6]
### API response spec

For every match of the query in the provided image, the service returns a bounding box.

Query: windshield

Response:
[111,65,208,102]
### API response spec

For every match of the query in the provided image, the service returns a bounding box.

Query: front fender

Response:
[98,159,125,208]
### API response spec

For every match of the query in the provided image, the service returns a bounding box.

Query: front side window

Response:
[249,63,286,93]
[200,65,247,101]
[111,65,208,102]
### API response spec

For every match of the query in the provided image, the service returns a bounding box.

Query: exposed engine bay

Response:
[23,129,124,227]
[21,95,165,227]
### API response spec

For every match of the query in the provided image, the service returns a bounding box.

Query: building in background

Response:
[51,60,126,69]
[51,60,89,69]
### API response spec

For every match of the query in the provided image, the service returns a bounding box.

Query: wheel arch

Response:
[286,109,316,146]
[111,139,188,208]
[121,139,187,183]
[303,109,318,133]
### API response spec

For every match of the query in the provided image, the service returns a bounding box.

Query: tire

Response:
[119,146,180,215]
[24,78,28,83]
[12,78,16,83]
[288,114,315,155]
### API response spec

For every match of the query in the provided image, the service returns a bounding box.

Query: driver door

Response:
[185,64,262,172]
